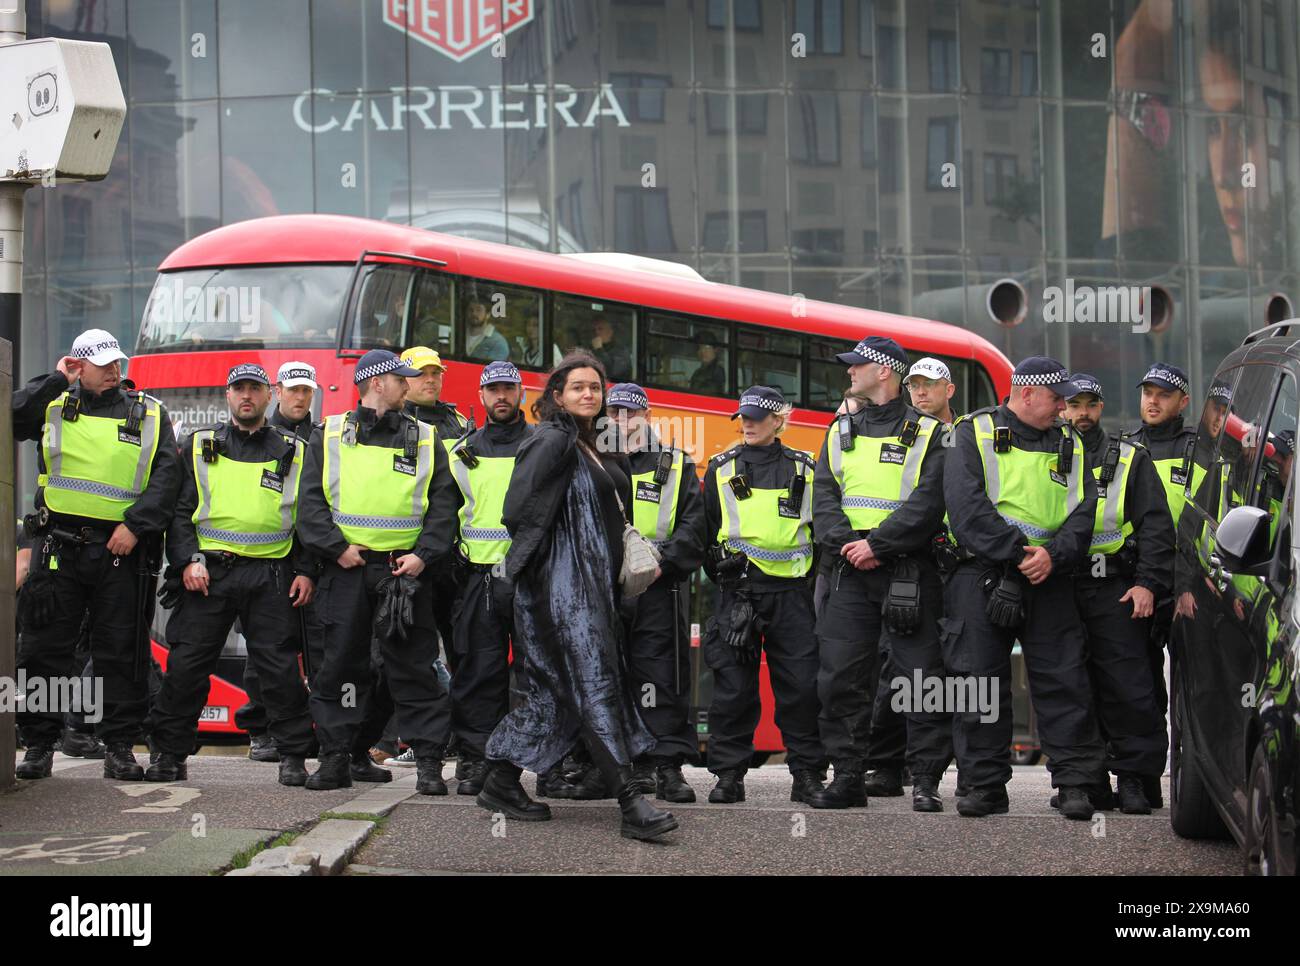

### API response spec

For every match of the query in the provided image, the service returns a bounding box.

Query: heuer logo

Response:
[384,0,535,63]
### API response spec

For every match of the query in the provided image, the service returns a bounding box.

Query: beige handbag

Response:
[613,488,662,599]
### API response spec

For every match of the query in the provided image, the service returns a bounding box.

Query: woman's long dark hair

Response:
[532,350,608,449]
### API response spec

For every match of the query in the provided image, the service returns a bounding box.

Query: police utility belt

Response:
[22,506,113,547]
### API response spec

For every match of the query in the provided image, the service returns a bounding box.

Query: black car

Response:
[1170,322,1300,876]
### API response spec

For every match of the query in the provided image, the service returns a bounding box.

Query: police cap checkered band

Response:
[480,360,522,386]
[72,338,120,360]
[1012,369,1071,387]
[606,382,649,409]
[1209,381,1233,403]
[857,345,909,373]
[70,329,128,366]
[354,349,420,384]
[1068,373,1104,399]
[227,363,270,386]
[739,394,784,412]
[277,361,317,387]
[1137,364,1189,394]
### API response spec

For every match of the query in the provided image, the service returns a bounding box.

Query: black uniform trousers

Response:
[150,558,315,757]
[621,575,696,764]
[942,562,1105,789]
[18,539,151,746]
[864,647,908,772]
[817,560,952,777]
[236,602,324,736]
[449,566,514,760]
[703,580,823,775]
[310,553,450,759]
[1074,574,1169,778]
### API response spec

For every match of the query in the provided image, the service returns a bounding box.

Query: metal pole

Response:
[0,3,27,372]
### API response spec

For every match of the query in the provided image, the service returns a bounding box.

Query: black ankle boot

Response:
[248,733,280,762]
[16,744,54,780]
[144,752,187,782]
[808,769,866,809]
[708,770,746,803]
[61,729,105,759]
[350,752,393,783]
[654,762,696,803]
[279,755,308,786]
[862,767,904,797]
[790,769,825,804]
[912,775,943,813]
[103,743,144,781]
[306,751,353,790]
[476,762,552,821]
[416,758,448,796]
[617,767,678,841]
[630,757,656,795]
[456,758,488,796]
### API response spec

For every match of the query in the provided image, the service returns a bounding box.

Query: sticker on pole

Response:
[27,70,57,117]
[383,0,535,62]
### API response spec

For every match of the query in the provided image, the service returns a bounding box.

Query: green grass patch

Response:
[319,811,388,834]
[224,829,302,872]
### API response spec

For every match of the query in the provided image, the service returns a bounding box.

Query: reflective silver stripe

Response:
[727,538,813,562]
[462,526,510,540]
[720,458,745,549]
[449,447,477,525]
[827,424,844,482]
[45,476,141,500]
[719,456,813,563]
[280,439,303,533]
[411,421,433,517]
[1000,514,1054,540]
[972,413,1001,504]
[197,525,293,545]
[899,417,936,500]
[1092,440,1133,550]
[132,403,160,494]
[332,511,422,528]
[842,496,902,511]
[1062,429,1084,520]
[653,453,681,541]
[325,414,345,513]
[1093,530,1124,547]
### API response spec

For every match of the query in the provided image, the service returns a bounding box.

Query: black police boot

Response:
[144,752,188,782]
[956,785,1010,818]
[349,752,391,783]
[808,769,866,809]
[912,775,943,813]
[61,729,105,759]
[416,758,449,796]
[279,755,308,787]
[707,770,746,803]
[863,767,904,797]
[103,743,145,781]
[1142,773,1164,809]
[454,757,471,782]
[457,758,488,796]
[305,751,353,790]
[534,764,574,799]
[564,762,617,800]
[16,744,54,780]
[616,767,678,841]
[654,762,697,803]
[790,769,826,804]
[1058,786,1096,820]
[630,757,656,795]
[476,761,552,821]
[248,733,280,763]
[1116,774,1152,815]
[1050,781,1115,811]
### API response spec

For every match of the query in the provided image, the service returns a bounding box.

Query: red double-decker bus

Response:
[130,213,1013,758]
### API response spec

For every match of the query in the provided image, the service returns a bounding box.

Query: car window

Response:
[1190,366,1242,517]
[348,265,413,350]
[1220,365,1280,524]
[407,271,454,357]
[1257,373,1297,555]
[737,327,801,404]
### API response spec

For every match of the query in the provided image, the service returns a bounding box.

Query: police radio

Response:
[837,413,854,452]
[653,448,673,485]
[1100,435,1122,485]
[898,419,920,448]
[403,418,419,460]
[1057,428,1073,473]
[61,385,82,422]
[788,463,807,506]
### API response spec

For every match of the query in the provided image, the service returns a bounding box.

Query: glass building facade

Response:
[19,0,1300,420]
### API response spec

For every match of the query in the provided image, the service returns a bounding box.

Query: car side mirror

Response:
[1215,505,1272,571]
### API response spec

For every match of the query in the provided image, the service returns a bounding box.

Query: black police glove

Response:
[983,567,1025,630]
[724,590,761,664]
[883,557,922,636]
[375,574,419,642]
[19,569,58,629]
[157,573,183,611]
[488,565,516,618]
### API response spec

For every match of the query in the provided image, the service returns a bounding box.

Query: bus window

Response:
[806,335,855,410]
[554,293,636,382]
[644,312,730,397]
[137,265,351,352]
[460,279,541,364]
[738,327,801,404]
[351,265,413,349]
[408,271,454,356]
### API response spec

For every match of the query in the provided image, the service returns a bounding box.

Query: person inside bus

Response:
[360,281,408,348]
[465,298,510,361]
[688,332,728,395]
[513,313,562,369]
[590,316,631,382]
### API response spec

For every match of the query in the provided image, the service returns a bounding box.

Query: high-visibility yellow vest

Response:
[190,428,303,558]
[38,390,161,522]
[970,412,1086,546]
[448,438,514,565]
[1152,449,1204,526]
[630,449,684,548]
[715,448,815,578]
[1089,436,1138,555]
[323,412,434,551]
[825,413,938,531]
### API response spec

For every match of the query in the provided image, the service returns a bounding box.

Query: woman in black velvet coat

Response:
[476,351,677,842]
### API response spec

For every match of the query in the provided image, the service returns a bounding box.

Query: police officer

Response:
[296,349,458,794]
[401,346,472,449]
[702,386,825,804]
[943,357,1105,820]
[606,383,707,802]
[146,364,317,785]
[1125,362,1199,808]
[13,329,180,781]
[861,356,962,797]
[446,361,534,796]
[237,359,322,763]
[1064,375,1173,814]
[810,338,951,811]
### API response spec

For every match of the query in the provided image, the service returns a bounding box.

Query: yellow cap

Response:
[400,346,446,372]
